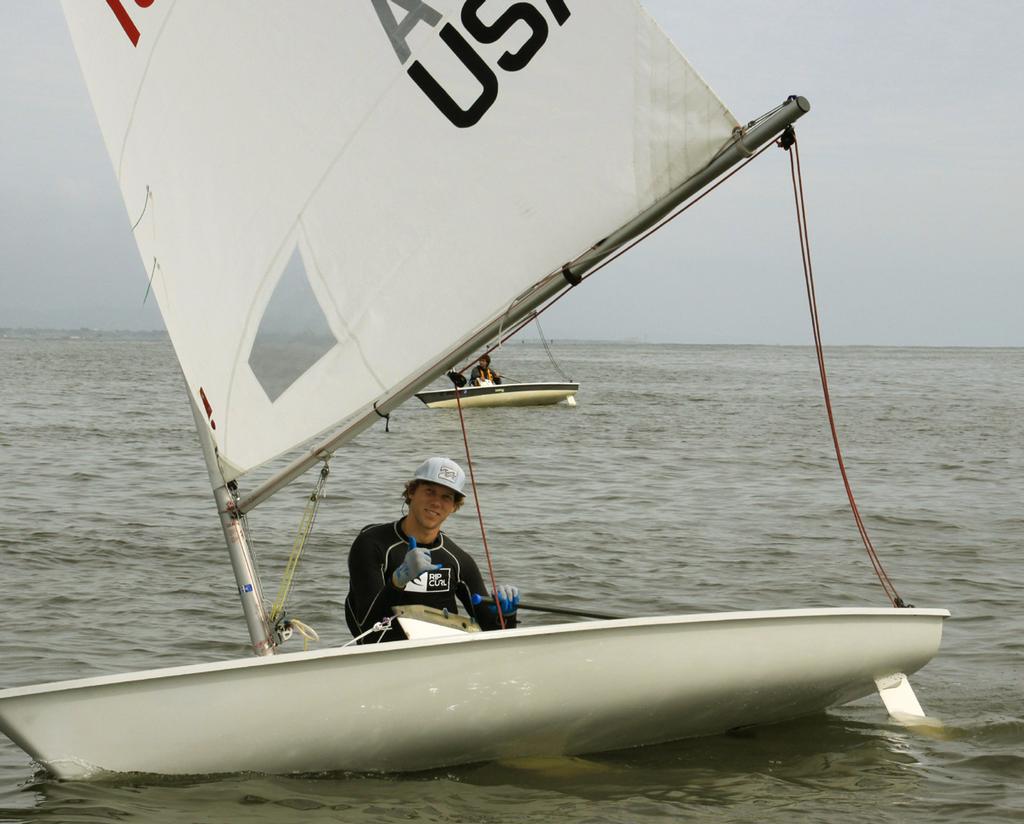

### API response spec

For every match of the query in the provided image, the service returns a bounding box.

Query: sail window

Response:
[248,246,338,402]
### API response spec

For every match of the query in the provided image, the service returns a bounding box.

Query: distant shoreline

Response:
[1,329,1019,349]
[0,328,169,341]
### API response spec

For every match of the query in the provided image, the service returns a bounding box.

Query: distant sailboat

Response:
[418,328,579,408]
[415,381,579,408]
[0,2,946,778]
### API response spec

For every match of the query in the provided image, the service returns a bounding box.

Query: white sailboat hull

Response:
[0,608,946,779]
[415,382,579,409]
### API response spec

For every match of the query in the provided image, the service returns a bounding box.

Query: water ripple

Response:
[0,340,1021,823]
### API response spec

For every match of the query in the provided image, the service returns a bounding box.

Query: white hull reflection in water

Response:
[0,609,945,779]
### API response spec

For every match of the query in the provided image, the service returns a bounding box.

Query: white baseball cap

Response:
[412,457,466,497]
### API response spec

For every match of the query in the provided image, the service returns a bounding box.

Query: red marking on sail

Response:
[106,0,140,46]
[199,387,216,430]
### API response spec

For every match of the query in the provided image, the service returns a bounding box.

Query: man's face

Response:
[407,481,458,533]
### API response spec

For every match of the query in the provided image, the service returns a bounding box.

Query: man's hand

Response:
[392,540,441,588]
[491,584,520,614]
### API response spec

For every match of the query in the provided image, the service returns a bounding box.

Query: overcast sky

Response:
[1,1,1021,345]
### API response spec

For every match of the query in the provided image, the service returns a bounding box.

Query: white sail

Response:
[62,2,738,479]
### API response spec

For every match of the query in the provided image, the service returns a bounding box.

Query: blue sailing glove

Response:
[490,584,520,615]
[392,538,441,588]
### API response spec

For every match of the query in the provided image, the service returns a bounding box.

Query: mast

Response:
[188,386,277,655]
[236,97,810,515]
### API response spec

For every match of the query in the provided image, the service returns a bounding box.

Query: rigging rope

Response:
[450,379,507,629]
[343,616,394,646]
[269,462,330,625]
[445,125,908,610]
[783,129,907,608]
[285,617,320,651]
[534,315,572,382]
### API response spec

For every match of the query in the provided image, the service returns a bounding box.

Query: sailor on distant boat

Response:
[469,354,502,386]
[344,457,519,643]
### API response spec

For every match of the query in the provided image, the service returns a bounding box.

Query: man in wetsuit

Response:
[469,354,502,386]
[344,456,520,643]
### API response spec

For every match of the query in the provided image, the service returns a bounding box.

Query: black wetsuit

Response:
[344,520,516,642]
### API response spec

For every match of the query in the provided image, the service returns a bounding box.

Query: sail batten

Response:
[63,2,741,481]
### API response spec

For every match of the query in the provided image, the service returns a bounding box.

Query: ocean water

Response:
[0,336,1020,823]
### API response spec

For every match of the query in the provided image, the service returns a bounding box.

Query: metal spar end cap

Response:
[413,456,466,497]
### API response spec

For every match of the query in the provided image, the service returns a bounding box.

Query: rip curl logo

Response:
[373,0,571,128]
[106,0,156,47]
[406,567,452,593]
